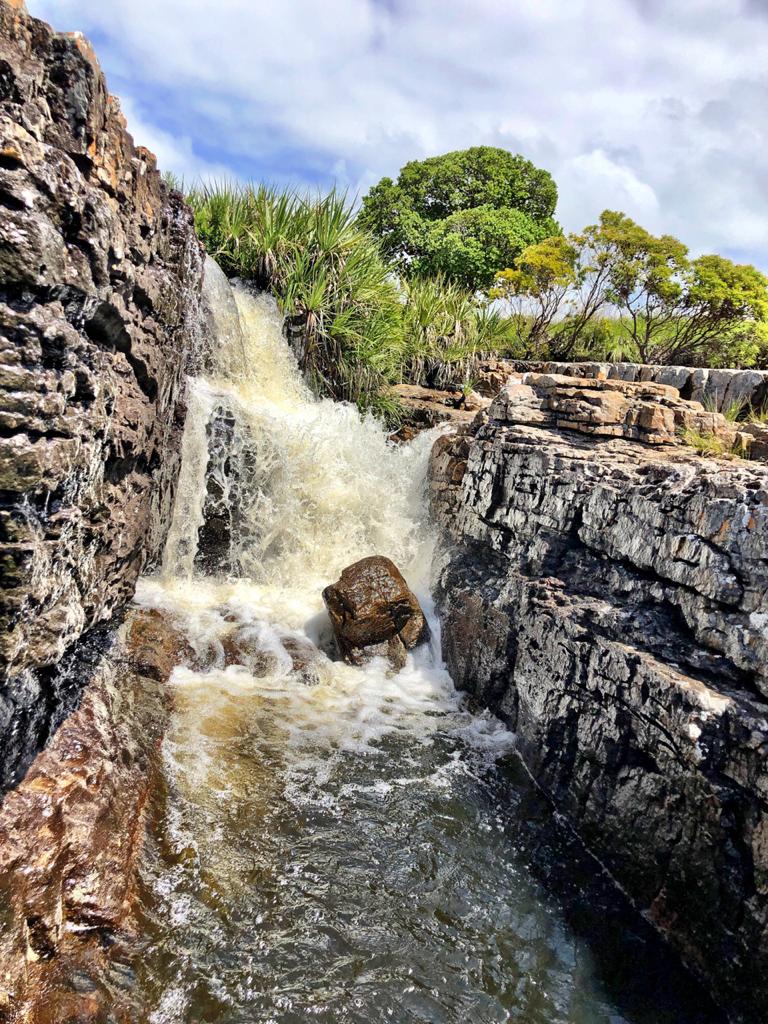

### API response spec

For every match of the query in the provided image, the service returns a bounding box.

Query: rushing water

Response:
[130,274,723,1024]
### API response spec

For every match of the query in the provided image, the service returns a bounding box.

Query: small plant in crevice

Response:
[678,425,752,460]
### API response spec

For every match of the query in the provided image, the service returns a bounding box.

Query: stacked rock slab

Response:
[422,356,768,415]
[430,372,768,1022]
[0,1,204,788]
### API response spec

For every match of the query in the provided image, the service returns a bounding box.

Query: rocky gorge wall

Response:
[430,372,768,1022]
[0,0,204,790]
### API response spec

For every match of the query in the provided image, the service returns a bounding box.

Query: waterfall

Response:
[137,266,509,758]
[131,265,717,1024]
[160,277,436,595]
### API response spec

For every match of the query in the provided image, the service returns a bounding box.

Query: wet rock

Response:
[126,609,195,681]
[388,422,419,445]
[218,623,326,685]
[323,556,429,670]
[430,372,768,1022]
[281,635,327,686]
[0,606,186,1022]
[0,2,205,789]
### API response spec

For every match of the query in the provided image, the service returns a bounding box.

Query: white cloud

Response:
[26,0,768,268]
[117,97,234,185]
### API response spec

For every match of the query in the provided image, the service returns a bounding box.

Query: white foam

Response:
[138,281,512,819]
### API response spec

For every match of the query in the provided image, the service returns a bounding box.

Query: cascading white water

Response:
[138,276,510,779]
[131,270,715,1024]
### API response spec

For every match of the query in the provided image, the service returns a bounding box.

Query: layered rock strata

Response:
[430,372,768,1022]
[417,356,768,414]
[0,0,204,788]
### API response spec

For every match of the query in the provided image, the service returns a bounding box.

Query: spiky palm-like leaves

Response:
[400,274,516,386]
[188,183,405,417]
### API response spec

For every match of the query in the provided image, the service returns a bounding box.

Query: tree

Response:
[359,146,559,290]
[490,236,577,354]
[419,205,555,290]
[492,210,768,366]
[600,212,768,364]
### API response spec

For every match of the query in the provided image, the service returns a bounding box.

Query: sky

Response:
[27,0,768,270]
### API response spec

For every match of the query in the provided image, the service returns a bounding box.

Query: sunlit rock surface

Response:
[415,356,768,415]
[324,555,430,669]
[0,0,204,788]
[0,608,190,1022]
[431,372,768,1022]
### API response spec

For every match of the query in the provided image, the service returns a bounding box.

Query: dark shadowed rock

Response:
[0,0,205,789]
[323,556,429,670]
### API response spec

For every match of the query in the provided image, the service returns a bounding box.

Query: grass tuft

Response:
[678,425,752,460]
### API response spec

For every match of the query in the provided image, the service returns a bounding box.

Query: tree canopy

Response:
[491,210,768,366]
[359,147,559,290]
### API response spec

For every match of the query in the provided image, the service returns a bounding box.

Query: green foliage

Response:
[678,425,752,460]
[419,206,555,290]
[359,147,559,290]
[491,210,768,366]
[708,320,768,369]
[400,273,515,370]
[188,183,405,417]
[597,211,768,364]
[491,235,577,354]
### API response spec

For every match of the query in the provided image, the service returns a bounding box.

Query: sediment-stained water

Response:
[130,281,723,1023]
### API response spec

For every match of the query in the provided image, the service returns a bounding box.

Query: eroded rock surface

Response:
[0,0,204,788]
[430,372,768,1022]
[0,608,191,1023]
[323,556,429,669]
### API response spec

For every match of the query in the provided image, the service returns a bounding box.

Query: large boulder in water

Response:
[323,556,430,670]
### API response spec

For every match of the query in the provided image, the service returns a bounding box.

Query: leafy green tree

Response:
[490,236,577,353]
[600,212,768,364]
[359,147,559,289]
[420,205,555,290]
[493,210,768,366]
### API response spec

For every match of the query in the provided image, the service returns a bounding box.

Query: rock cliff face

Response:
[0,609,192,1022]
[430,372,768,1022]
[0,0,204,789]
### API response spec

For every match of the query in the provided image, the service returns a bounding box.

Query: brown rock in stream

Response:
[323,556,429,670]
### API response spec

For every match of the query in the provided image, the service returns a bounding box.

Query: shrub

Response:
[400,274,517,383]
[188,183,405,417]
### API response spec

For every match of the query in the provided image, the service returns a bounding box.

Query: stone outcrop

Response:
[392,382,488,435]
[430,372,768,1022]
[0,0,204,789]
[413,356,768,415]
[323,556,430,669]
[0,608,191,1023]
[528,360,768,413]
